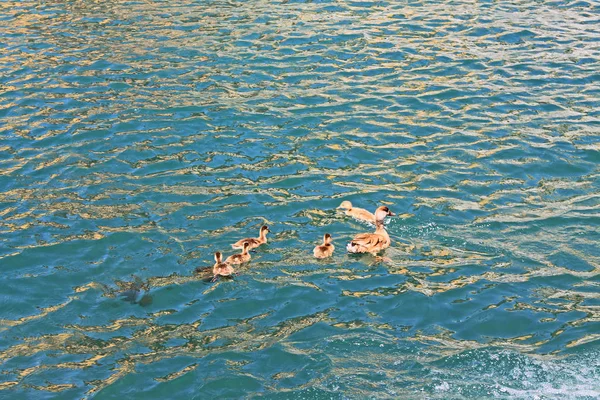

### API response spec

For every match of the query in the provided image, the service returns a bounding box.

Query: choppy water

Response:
[1,0,599,398]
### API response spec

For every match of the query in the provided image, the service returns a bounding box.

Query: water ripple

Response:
[1,0,599,398]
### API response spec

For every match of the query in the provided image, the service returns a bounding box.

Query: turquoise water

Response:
[1,0,599,398]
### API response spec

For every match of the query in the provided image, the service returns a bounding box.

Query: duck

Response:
[225,241,251,264]
[112,275,152,306]
[337,201,376,224]
[211,251,235,282]
[346,206,395,254]
[232,225,270,250]
[313,233,334,259]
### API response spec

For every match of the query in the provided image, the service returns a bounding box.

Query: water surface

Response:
[1,0,599,398]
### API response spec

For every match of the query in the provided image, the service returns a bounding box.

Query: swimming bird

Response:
[346,206,395,254]
[337,201,376,224]
[313,233,334,259]
[211,251,235,282]
[112,276,152,306]
[225,241,251,264]
[232,225,270,250]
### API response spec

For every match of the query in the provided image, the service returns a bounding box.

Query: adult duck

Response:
[346,206,395,254]
[337,201,376,224]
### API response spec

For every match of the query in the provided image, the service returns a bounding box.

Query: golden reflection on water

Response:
[1,0,599,397]
[0,297,76,333]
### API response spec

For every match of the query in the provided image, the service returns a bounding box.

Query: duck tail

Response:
[346,242,359,253]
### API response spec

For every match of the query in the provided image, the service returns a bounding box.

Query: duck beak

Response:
[388,211,396,216]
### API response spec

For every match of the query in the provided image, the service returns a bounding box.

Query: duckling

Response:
[232,225,270,250]
[313,233,334,259]
[211,251,235,282]
[346,206,395,254]
[337,201,376,224]
[225,241,251,264]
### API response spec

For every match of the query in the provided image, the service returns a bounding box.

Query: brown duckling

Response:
[337,201,376,224]
[211,251,235,282]
[225,241,251,264]
[346,206,395,254]
[232,225,270,250]
[313,233,334,259]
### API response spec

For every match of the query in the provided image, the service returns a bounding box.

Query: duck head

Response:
[214,252,223,263]
[337,201,352,210]
[375,206,395,222]
[242,241,251,253]
[324,233,333,244]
